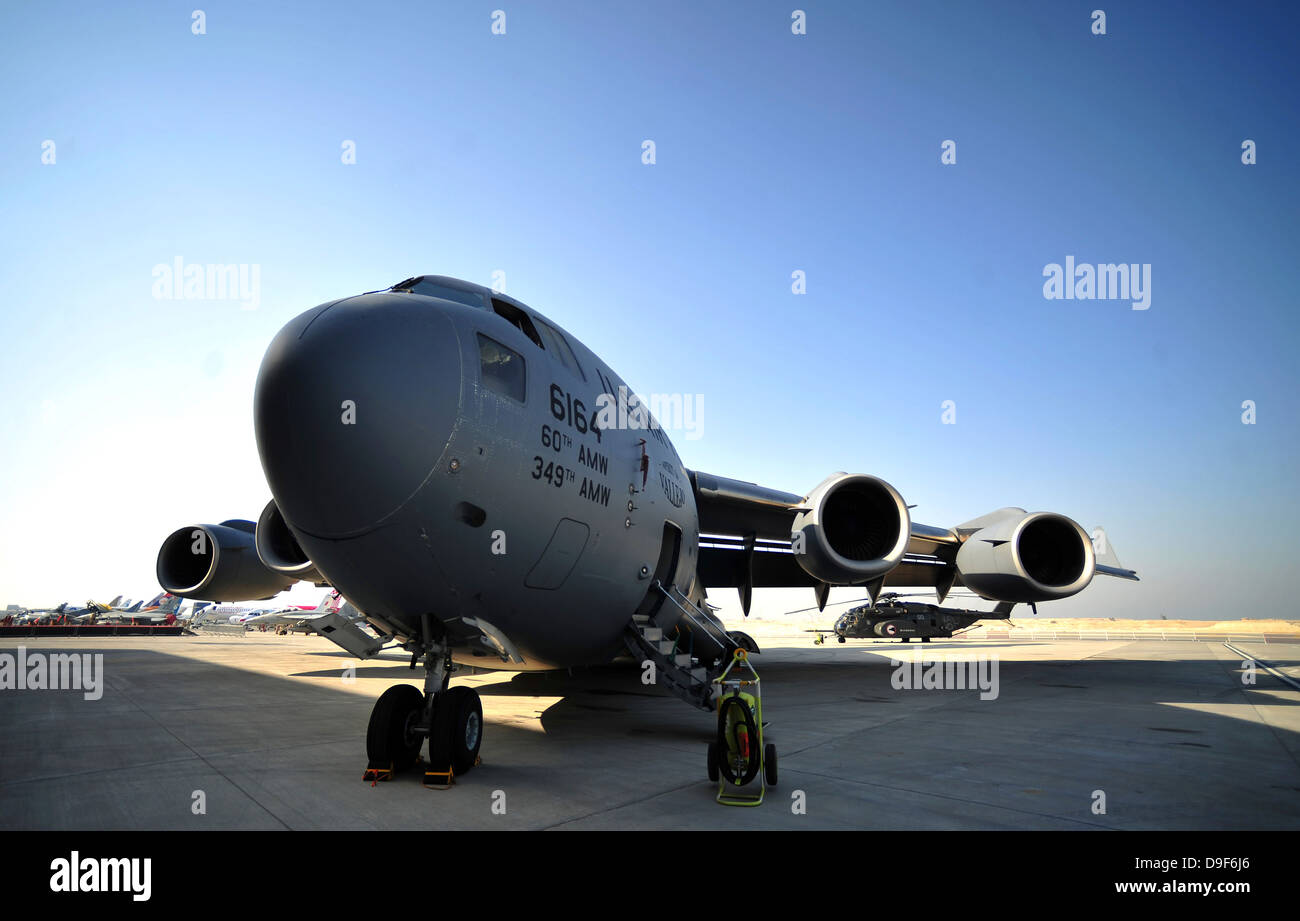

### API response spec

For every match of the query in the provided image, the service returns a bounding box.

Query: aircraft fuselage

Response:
[254,277,700,669]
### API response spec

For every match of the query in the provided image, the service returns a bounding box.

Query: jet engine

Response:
[955,511,1095,602]
[255,499,324,584]
[791,473,911,585]
[156,519,296,601]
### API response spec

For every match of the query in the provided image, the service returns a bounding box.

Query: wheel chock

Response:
[423,755,480,790]
[423,767,455,790]
[363,763,394,785]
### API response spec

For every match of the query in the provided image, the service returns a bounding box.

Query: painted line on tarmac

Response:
[1224,642,1300,692]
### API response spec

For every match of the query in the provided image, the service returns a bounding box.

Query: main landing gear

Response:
[364,643,482,787]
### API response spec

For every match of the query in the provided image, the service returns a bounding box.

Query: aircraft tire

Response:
[447,686,483,775]
[366,684,424,771]
[428,691,455,772]
[727,631,761,654]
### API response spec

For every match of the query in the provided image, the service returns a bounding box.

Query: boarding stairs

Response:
[624,581,741,711]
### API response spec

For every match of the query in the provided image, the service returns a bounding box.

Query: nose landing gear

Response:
[363,642,482,787]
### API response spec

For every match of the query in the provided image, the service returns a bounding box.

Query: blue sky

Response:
[1,1,1297,620]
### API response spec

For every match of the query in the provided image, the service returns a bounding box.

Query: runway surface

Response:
[1,628,1297,829]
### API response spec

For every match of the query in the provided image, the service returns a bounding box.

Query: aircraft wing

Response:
[243,600,357,628]
[241,610,310,627]
[690,470,1136,611]
[692,470,958,554]
[697,534,954,589]
[1095,564,1139,581]
[690,471,804,541]
[690,471,962,614]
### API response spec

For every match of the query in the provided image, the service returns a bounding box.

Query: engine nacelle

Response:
[156,520,296,601]
[791,473,911,585]
[955,511,1095,603]
[255,499,324,584]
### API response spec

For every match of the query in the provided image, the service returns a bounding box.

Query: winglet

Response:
[1092,527,1139,581]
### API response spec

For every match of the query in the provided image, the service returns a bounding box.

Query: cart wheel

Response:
[716,695,761,787]
[707,742,719,782]
[764,744,778,787]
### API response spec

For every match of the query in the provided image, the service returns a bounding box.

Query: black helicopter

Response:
[799,593,1027,644]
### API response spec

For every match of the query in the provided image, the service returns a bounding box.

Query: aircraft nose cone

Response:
[255,293,463,538]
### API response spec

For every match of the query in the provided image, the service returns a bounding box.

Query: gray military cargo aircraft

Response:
[154,275,1138,778]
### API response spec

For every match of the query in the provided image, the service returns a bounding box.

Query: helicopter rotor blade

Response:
[881,590,983,600]
[781,597,873,617]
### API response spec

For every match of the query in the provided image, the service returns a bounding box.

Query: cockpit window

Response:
[533,318,586,381]
[393,277,487,310]
[490,298,545,350]
[477,334,525,402]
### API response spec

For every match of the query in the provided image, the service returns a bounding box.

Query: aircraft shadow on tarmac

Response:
[287,642,1300,745]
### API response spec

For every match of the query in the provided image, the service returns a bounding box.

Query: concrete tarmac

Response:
[1,628,1297,829]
